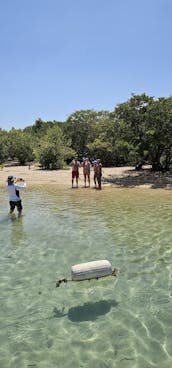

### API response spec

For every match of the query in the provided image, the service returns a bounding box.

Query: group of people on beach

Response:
[69,157,102,190]
[6,157,102,217]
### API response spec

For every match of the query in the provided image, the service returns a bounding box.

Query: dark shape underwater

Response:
[53,299,118,322]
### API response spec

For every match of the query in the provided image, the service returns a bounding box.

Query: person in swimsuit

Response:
[69,157,81,188]
[94,159,102,190]
[92,160,97,188]
[82,158,91,188]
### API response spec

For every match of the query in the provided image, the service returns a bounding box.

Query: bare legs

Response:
[72,177,78,188]
[84,174,90,188]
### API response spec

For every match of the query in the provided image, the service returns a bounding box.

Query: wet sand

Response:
[0,164,172,189]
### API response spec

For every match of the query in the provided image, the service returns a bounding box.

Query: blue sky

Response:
[0,0,172,130]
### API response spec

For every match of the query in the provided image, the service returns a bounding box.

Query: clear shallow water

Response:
[0,186,172,368]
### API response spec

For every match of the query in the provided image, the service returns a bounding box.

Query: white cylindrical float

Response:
[71,259,112,281]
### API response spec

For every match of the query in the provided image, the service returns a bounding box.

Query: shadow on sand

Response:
[103,168,172,189]
[53,299,118,322]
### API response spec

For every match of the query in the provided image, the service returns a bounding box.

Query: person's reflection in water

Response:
[10,213,26,247]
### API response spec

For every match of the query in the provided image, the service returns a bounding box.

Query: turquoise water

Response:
[0,186,172,368]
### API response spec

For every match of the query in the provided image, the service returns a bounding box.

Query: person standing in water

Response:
[82,157,91,188]
[92,160,97,188]
[69,157,81,188]
[94,159,102,190]
[7,176,26,216]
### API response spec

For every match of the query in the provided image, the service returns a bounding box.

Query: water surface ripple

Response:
[0,187,172,367]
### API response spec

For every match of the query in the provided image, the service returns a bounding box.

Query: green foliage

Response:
[114,93,172,169]
[2,93,172,171]
[34,125,74,169]
[145,97,172,169]
[0,129,9,163]
[8,129,34,164]
[87,138,112,164]
[63,110,110,158]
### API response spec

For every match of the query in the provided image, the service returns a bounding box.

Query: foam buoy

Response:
[71,259,113,281]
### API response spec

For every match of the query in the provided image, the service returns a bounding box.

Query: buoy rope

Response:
[56,278,68,287]
[55,268,118,287]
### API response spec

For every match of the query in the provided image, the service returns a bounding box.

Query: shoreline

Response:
[0,164,172,190]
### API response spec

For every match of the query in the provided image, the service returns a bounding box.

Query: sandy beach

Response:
[1,164,172,189]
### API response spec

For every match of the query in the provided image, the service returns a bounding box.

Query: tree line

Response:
[1,93,172,171]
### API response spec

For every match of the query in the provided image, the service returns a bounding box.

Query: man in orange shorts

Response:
[69,157,81,188]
